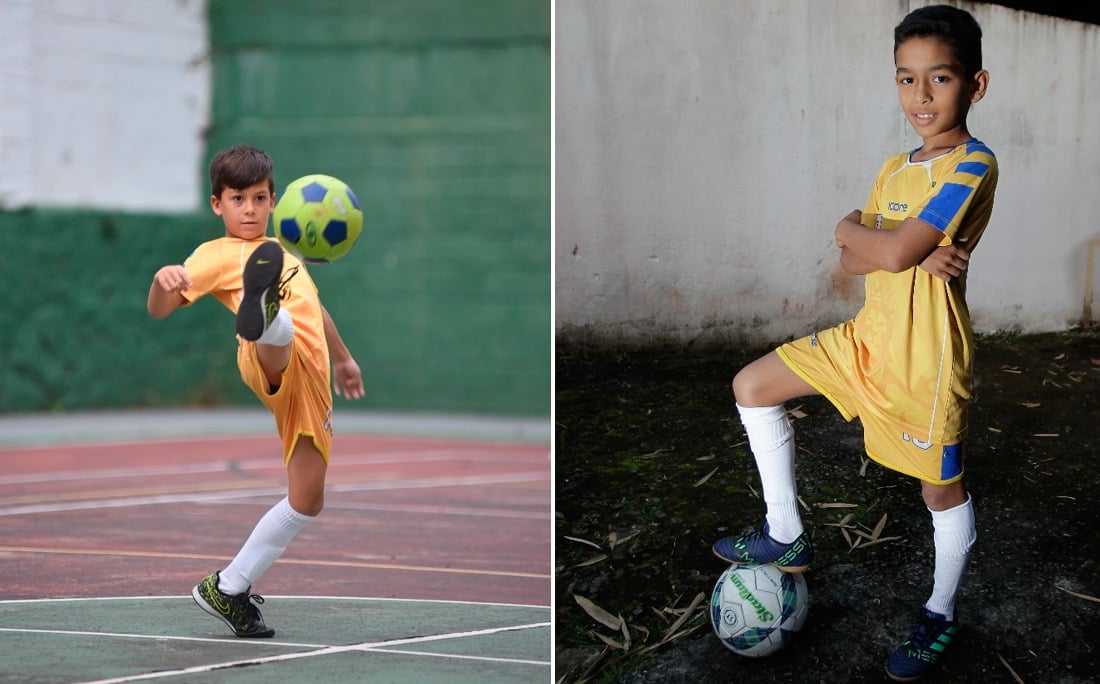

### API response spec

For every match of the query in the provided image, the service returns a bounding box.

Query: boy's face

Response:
[894,36,988,146]
[210,181,275,240]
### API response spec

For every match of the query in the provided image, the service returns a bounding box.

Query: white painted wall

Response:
[0,0,210,212]
[555,0,1100,343]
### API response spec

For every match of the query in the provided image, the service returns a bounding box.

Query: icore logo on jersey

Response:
[888,202,908,212]
[902,433,933,450]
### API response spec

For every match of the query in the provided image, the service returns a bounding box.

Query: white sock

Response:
[925,495,976,620]
[257,308,294,346]
[218,497,315,595]
[737,403,802,543]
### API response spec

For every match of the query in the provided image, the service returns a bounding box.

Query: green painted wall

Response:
[0,211,246,411]
[0,2,550,417]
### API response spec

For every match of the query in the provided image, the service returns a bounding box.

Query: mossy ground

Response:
[556,331,1100,683]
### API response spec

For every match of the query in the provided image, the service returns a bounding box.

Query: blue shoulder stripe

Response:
[965,139,994,157]
[956,161,989,177]
[918,182,974,232]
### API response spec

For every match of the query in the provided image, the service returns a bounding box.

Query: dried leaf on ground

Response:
[565,535,603,550]
[574,594,623,630]
[694,467,719,487]
[661,592,705,642]
[608,530,640,549]
[997,653,1026,684]
[594,632,626,650]
[1056,585,1100,604]
[871,512,888,540]
[851,535,902,550]
[571,554,608,569]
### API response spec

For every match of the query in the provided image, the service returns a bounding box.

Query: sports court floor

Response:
[0,410,551,683]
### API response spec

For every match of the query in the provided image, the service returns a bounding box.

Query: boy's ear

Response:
[969,69,990,104]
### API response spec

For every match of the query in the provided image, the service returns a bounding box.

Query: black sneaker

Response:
[191,571,276,638]
[236,241,285,342]
[886,607,958,681]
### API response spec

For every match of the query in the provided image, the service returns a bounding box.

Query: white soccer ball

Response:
[710,563,809,657]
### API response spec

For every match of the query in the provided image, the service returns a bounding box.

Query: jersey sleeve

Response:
[912,142,998,241]
[180,242,223,305]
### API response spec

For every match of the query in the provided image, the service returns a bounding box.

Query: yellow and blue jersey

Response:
[778,139,997,482]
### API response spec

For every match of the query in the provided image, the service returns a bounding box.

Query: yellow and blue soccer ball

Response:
[273,174,363,263]
[710,563,809,657]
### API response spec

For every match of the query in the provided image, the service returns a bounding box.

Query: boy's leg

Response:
[286,438,327,516]
[886,480,974,681]
[922,480,973,620]
[238,241,296,387]
[192,440,326,638]
[219,440,326,593]
[713,351,818,570]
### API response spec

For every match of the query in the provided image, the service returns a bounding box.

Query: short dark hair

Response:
[208,145,275,198]
[894,4,983,78]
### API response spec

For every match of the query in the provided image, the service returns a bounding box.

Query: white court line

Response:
[0,433,550,455]
[0,472,548,517]
[342,647,548,667]
[0,595,551,610]
[0,626,327,649]
[322,500,550,520]
[72,621,552,684]
[0,447,546,486]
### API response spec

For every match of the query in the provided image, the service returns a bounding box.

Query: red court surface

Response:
[0,421,551,682]
[0,430,551,606]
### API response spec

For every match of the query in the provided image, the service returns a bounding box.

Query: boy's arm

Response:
[841,238,970,280]
[321,305,365,400]
[148,265,192,319]
[919,240,970,282]
[835,210,945,274]
[839,246,879,275]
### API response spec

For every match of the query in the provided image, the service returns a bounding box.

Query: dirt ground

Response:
[555,330,1100,683]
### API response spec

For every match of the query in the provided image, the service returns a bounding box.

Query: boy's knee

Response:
[290,495,323,517]
[921,480,967,511]
[732,367,762,406]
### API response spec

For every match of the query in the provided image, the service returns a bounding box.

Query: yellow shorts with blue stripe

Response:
[777,330,966,485]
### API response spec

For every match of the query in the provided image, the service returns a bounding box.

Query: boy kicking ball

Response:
[148,145,364,637]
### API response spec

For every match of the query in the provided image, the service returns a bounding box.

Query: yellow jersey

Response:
[781,139,998,451]
[179,237,330,388]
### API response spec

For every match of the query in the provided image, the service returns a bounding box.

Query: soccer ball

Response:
[710,563,809,657]
[273,174,363,263]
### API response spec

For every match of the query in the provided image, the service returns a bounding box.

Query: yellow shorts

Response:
[238,340,333,465]
[858,408,965,484]
[778,330,965,485]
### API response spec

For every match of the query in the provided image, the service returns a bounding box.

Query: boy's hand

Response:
[333,358,365,400]
[153,265,192,294]
[835,209,864,246]
[920,241,970,282]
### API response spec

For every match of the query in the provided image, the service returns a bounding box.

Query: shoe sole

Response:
[711,549,811,573]
[885,669,923,682]
[236,242,283,341]
[191,585,276,638]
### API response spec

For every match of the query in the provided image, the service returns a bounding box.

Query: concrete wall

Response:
[0,0,210,211]
[555,0,1100,346]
